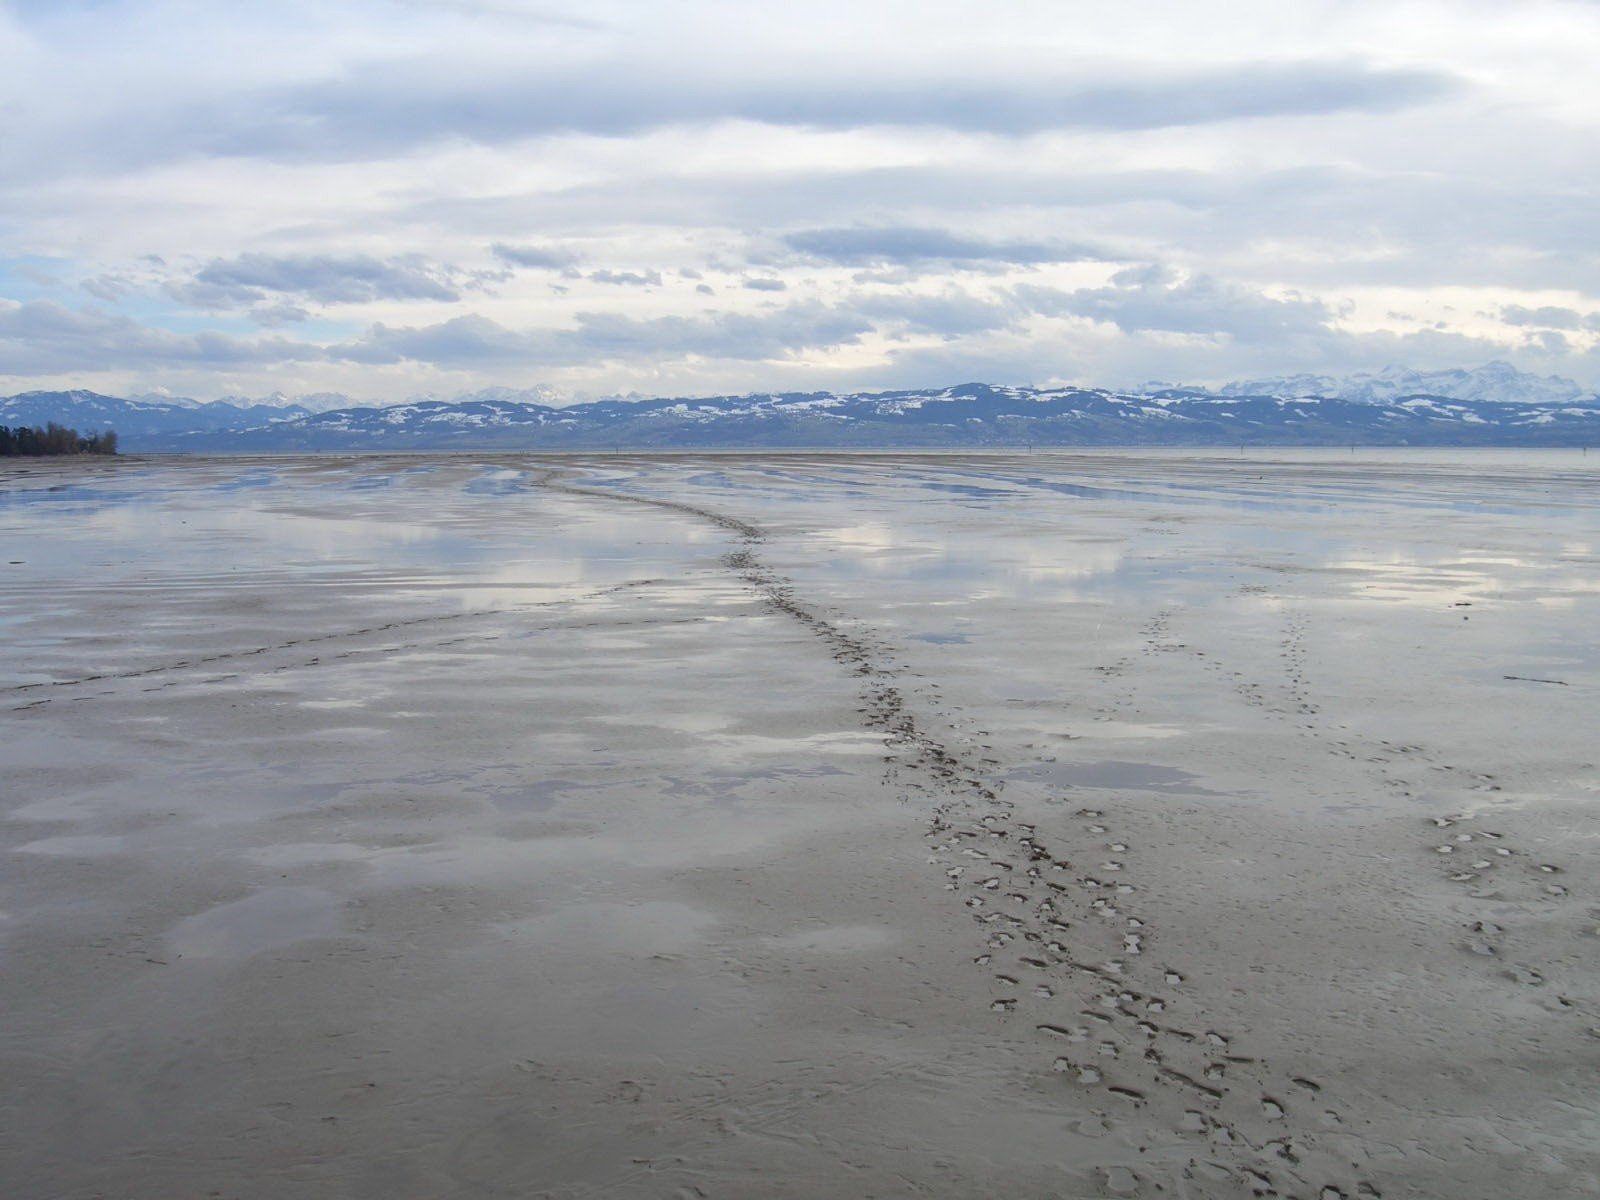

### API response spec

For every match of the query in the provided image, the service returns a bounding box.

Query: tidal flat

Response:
[2,450,1597,1199]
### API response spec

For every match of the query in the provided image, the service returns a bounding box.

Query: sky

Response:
[1,0,1598,403]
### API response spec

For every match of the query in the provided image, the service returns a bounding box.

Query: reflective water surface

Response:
[2,450,1597,1200]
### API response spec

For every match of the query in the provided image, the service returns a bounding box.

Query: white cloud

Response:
[0,0,1597,399]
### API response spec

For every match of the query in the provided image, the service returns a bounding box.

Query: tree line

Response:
[0,423,119,456]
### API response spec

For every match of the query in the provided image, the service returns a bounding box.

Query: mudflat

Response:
[2,451,1596,1199]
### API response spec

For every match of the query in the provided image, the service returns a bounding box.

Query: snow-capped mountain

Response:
[446,384,570,407]
[1201,362,1592,406]
[7,379,1598,452]
[0,390,314,437]
[265,391,362,414]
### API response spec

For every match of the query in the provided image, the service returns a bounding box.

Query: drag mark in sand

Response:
[539,468,1382,1200]
[1,579,665,710]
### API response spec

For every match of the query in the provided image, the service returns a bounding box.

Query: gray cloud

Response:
[282,60,1454,149]
[6,2,1598,399]
[333,301,873,367]
[80,275,132,302]
[852,290,1019,338]
[389,158,1600,295]
[390,0,609,29]
[1499,304,1600,331]
[491,241,581,269]
[169,253,468,309]
[1016,273,1333,342]
[0,299,316,372]
[5,279,1594,397]
[2,296,873,375]
[783,227,1107,267]
[587,269,662,286]
[33,60,1460,175]
[250,301,312,327]
[1524,329,1571,354]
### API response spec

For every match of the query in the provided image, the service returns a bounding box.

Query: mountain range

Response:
[1196,362,1594,407]
[4,364,1598,452]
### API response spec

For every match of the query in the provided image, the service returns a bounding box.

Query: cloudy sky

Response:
[2,0,1598,402]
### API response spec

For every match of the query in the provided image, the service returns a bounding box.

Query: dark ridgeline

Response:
[0,422,118,457]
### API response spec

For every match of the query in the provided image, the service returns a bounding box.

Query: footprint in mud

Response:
[1426,814,1574,994]
[911,651,1351,1198]
[1099,1165,1140,1196]
[1054,1059,1104,1085]
[1178,1109,1209,1134]
[1039,1023,1089,1042]
[1464,920,1502,957]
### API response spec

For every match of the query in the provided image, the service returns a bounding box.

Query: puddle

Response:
[703,732,885,759]
[495,900,715,956]
[0,484,158,509]
[1010,759,1216,794]
[15,834,125,856]
[488,778,588,813]
[168,886,347,960]
[660,763,851,800]
[465,468,527,497]
[243,843,378,868]
[211,471,281,493]
[1069,721,1188,741]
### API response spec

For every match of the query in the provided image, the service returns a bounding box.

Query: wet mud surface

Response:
[2,450,1597,1198]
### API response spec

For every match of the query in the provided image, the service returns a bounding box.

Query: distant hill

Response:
[6,371,1600,452]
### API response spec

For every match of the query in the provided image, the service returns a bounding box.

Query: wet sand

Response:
[2,451,1597,1199]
